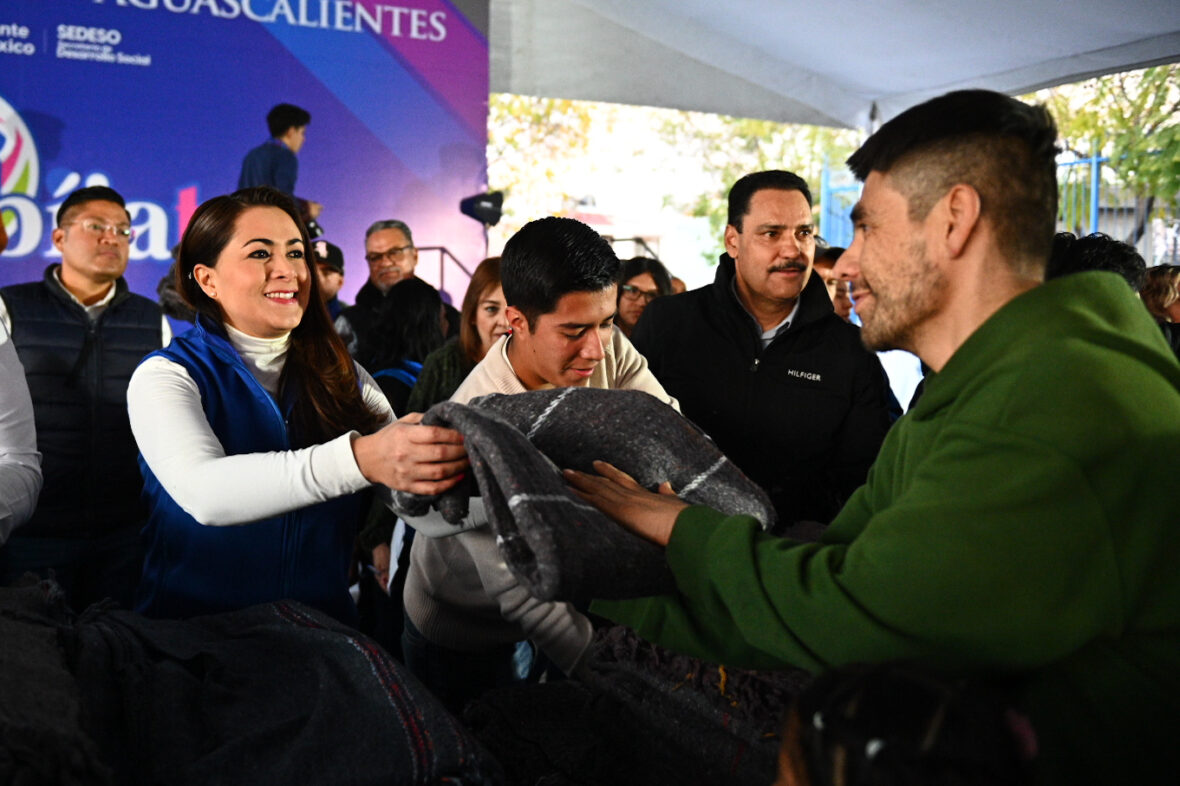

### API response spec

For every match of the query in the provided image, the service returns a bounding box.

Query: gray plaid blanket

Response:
[392,388,776,604]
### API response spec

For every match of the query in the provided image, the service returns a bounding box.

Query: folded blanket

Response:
[67,602,504,786]
[0,578,111,786]
[1,578,502,786]
[464,626,813,786]
[392,388,776,603]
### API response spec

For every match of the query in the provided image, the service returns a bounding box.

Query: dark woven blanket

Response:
[1,579,503,786]
[392,388,776,604]
[465,625,813,786]
[0,578,111,786]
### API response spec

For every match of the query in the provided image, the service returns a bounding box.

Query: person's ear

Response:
[51,226,67,253]
[506,305,530,337]
[192,264,218,299]
[942,184,982,258]
[723,223,741,259]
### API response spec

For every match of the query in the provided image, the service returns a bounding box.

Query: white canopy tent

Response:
[488,0,1180,128]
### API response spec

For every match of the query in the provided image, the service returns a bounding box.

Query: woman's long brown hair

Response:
[176,187,385,446]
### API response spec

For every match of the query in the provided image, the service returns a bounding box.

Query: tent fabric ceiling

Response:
[489,0,1180,128]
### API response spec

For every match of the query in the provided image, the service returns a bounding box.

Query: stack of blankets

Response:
[0,577,502,785]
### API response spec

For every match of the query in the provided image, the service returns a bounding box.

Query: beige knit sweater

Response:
[402,329,676,673]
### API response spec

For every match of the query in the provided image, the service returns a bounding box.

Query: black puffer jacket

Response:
[631,255,892,526]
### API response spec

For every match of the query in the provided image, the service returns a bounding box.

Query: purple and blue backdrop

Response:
[0,0,489,304]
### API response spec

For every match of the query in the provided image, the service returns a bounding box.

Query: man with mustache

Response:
[630,170,892,527]
[572,91,1180,784]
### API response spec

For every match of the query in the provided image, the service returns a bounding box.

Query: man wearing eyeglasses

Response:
[0,185,168,610]
[334,219,459,358]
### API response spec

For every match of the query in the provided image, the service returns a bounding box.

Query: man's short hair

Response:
[847,90,1060,276]
[365,219,414,246]
[1046,232,1147,291]
[727,170,813,230]
[56,185,128,227]
[501,216,620,328]
[266,103,311,138]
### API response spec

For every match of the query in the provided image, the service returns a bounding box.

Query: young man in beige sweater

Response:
[401,216,676,710]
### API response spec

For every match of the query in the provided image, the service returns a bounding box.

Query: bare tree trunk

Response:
[1126,195,1155,245]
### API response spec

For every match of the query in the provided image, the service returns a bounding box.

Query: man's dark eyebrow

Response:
[850,203,866,224]
[754,222,815,232]
[557,321,595,330]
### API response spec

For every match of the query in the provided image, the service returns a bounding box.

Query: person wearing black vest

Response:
[0,185,167,610]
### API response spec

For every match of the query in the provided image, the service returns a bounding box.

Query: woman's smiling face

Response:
[193,206,310,338]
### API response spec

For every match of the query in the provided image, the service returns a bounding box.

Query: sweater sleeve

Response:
[0,325,41,543]
[128,355,393,526]
[820,349,892,515]
[594,424,1120,674]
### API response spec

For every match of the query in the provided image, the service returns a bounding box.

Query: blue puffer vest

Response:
[135,317,366,623]
[0,266,160,537]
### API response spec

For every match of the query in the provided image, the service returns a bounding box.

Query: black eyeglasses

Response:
[621,284,660,303]
[365,245,414,264]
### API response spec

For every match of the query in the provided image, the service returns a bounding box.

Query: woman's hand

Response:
[352,412,468,495]
[563,460,688,546]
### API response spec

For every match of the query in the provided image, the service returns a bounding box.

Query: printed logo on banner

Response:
[0,22,36,55]
[0,92,186,262]
[57,23,152,66]
[88,0,450,40]
[0,94,42,256]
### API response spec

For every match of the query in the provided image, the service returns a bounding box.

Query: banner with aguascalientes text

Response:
[0,0,489,303]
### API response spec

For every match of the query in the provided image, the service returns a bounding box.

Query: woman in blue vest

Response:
[126,187,467,622]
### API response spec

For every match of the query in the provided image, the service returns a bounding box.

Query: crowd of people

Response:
[0,89,1178,785]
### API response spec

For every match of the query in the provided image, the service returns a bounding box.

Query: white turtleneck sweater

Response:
[126,324,394,526]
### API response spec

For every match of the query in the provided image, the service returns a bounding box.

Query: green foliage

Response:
[656,112,860,262]
[487,94,594,241]
[1032,65,1180,208]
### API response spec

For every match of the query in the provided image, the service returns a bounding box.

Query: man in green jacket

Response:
[567,89,1180,784]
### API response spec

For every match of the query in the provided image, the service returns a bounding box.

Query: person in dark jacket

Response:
[313,238,349,320]
[631,171,892,527]
[0,185,167,609]
[334,219,459,356]
[406,256,508,415]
